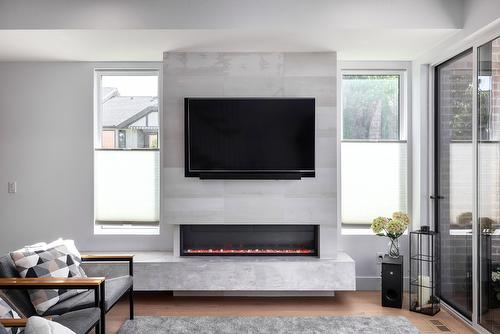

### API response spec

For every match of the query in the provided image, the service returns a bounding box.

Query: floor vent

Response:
[429,320,451,332]
[436,325,451,332]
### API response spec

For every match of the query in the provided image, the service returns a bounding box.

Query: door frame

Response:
[433,47,474,320]
[429,24,500,334]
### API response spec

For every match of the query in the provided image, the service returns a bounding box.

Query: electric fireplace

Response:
[180,224,318,256]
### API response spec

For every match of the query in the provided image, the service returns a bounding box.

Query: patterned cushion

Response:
[0,297,21,334]
[9,240,87,315]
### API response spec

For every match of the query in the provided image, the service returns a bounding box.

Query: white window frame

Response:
[93,68,162,235]
[339,66,412,235]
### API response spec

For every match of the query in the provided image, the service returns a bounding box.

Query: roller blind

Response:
[341,142,407,224]
[95,150,160,223]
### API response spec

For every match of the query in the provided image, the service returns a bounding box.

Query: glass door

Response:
[435,49,474,319]
[478,37,500,334]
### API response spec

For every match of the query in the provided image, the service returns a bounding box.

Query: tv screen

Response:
[185,98,315,178]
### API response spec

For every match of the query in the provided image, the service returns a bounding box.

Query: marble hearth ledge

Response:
[81,251,356,292]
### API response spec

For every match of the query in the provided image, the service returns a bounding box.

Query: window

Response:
[94,70,160,235]
[341,71,408,227]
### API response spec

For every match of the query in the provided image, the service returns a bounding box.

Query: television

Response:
[185,98,315,179]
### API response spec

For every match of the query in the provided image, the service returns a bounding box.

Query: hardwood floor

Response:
[107,291,476,333]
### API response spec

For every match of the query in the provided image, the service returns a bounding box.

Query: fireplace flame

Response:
[185,248,315,254]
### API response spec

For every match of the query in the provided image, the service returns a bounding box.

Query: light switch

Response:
[8,181,16,194]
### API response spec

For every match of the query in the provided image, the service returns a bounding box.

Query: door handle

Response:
[430,195,444,200]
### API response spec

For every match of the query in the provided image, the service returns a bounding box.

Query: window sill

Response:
[341,227,374,235]
[342,227,410,236]
[94,224,160,236]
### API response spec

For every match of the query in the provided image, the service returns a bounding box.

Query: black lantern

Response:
[409,226,440,315]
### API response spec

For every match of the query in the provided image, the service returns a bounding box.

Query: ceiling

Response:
[0,29,460,62]
[0,0,466,61]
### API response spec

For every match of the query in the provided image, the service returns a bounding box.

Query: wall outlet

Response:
[7,181,16,194]
[376,252,384,264]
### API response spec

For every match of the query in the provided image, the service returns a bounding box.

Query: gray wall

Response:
[0,62,173,253]
[0,59,407,289]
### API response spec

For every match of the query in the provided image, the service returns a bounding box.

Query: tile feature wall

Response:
[163,52,338,258]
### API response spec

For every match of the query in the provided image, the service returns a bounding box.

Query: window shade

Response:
[95,150,160,223]
[341,142,407,224]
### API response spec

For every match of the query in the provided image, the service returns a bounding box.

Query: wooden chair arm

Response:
[0,277,105,309]
[0,317,52,328]
[81,254,134,261]
[0,277,105,289]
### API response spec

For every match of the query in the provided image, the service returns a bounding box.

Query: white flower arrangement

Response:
[371,212,410,239]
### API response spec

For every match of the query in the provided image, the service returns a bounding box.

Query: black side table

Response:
[382,255,403,308]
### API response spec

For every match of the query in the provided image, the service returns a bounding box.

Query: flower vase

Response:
[388,238,400,258]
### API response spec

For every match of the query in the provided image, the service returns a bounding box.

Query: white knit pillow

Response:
[25,316,75,334]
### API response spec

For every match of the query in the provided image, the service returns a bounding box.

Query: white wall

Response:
[0,62,173,254]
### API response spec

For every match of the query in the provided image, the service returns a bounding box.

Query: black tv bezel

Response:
[184,97,315,180]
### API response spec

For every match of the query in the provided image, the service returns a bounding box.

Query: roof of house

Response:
[102,88,158,128]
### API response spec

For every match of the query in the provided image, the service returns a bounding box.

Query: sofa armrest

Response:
[81,254,134,276]
[0,317,52,328]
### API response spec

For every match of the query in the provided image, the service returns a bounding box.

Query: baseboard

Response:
[173,291,336,297]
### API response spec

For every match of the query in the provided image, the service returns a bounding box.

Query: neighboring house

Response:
[101,87,159,149]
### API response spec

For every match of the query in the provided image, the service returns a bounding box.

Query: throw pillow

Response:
[9,239,87,315]
[0,297,21,334]
[25,316,75,334]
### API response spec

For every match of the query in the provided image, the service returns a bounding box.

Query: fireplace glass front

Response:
[180,224,318,256]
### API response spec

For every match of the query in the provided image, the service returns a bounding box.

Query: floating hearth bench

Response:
[82,252,356,293]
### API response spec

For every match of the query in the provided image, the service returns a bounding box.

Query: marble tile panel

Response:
[223,196,284,223]
[164,168,224,198]
[316,137,337,168]
[222,76,284,97]
[283,197,336,224]
[165,198,224,224]
[283,53,337,77]
[163,138,183,167]
[316,106,337,137]
[163,53,228,77]
[223,53,284,77]
[164,75,225,99]
[283,76,336,107]
[223,180,288,196]
[284,168,336,197]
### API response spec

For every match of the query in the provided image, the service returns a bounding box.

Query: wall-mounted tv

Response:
[185,98,315,179]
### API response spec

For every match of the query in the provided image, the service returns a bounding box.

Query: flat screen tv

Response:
[185,98,315,179]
